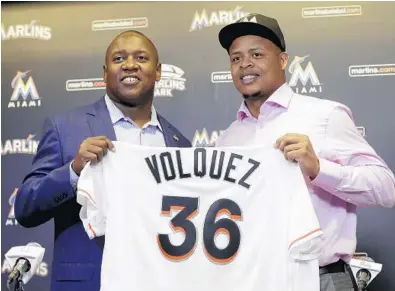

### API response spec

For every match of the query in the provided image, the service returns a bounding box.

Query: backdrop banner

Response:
[2,2,395,291]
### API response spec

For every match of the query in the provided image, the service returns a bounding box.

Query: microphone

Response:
[7,258,31,288]
[5,242,45,291]
[356,268,371,290]
[349,253,382,291]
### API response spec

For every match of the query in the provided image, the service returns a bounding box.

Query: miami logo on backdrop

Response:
[192,128,224,147]
[8,70,41,108]
[288,55,323,95]
[5,188,18,226]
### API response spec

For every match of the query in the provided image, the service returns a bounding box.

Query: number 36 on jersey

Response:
[157,195,242,264]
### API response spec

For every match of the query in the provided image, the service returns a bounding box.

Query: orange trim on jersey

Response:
[216,208,242,221]
[231,214,242,220]
[158,206,199,262]
[186,209,198,220]
[162,206,197,220]
[161,205,185,216]
[88,223,97,238]
[203,228,238,264]
[172,225,185,234]
[172,205,185,211]
[216,208,231,221]
[157,235,197,262]
[203,243,238,264]
[78,188,95,204]
[288,228,321,249]
[215,227,230,238]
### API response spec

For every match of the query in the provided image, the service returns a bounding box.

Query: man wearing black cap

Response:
[216,13,395,291]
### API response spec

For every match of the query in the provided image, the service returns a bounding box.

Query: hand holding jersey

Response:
[275,133,320,180]
[71,136,115,175]
[76,141,323,291]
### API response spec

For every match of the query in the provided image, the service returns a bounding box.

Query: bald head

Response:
[105,30,159,66]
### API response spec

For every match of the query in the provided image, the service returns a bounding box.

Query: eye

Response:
[252,52,263,58]
[113,56,124,62]
[137,55,148,61]
[231,56,240,63]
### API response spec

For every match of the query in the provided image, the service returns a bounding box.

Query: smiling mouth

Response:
[240,74,259,85]
[121,76,141,85]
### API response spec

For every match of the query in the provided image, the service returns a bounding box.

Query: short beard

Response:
[242,91,265,100]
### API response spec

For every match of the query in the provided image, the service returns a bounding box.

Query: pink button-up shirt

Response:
[216,83,395,266]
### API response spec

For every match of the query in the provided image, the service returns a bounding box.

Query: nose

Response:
[121,56,138,70]
[240,55,253,69]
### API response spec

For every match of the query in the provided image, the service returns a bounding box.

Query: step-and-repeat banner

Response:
[2,2,395,290]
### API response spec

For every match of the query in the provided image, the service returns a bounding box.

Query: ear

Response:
[103,65,107,83]
[279,52,289,71]
[156,63,162,81]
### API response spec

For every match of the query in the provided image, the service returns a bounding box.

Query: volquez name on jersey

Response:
[144,148,261,189]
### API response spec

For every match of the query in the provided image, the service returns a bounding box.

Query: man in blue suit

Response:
[14,30,191,291]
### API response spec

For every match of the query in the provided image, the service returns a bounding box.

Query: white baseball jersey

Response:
[77,141,323,291]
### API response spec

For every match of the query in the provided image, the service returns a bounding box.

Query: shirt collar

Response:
[237,83,295,121]
[104,94,162,131]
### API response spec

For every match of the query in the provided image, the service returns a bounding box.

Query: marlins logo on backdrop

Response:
[190,6,248,31]
[192,128,224,147]
[8,70,42,108]
[154,64,187,97]
[2,259,48,277]
[1,134,39,155]
[2,20,51,40]
[288,55,323,95]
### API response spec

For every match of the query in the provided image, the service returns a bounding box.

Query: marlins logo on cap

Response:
[218,13,286,52]
[239,15,258,23]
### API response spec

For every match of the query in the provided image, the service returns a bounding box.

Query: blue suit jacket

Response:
[14,97,191,291]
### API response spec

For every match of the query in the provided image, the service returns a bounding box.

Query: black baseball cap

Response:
[218,13,286,53]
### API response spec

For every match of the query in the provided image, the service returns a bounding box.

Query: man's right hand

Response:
[72,136,115,176]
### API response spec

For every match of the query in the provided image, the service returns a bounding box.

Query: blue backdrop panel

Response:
[2,2,394,291]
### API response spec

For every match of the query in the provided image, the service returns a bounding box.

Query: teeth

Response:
[123,77,139,83]
[241,74,259,84]
[242,75,257,80]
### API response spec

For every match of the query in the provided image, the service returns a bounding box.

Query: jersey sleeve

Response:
[286,163,323,261]
[76,162,107,239]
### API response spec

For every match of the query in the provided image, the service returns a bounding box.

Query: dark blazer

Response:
[14,97,191,291]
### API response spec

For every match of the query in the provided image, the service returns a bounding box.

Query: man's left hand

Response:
[275,133,320,180]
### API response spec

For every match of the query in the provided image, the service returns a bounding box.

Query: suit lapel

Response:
[86,97,117,141]
[158,114,180,147]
